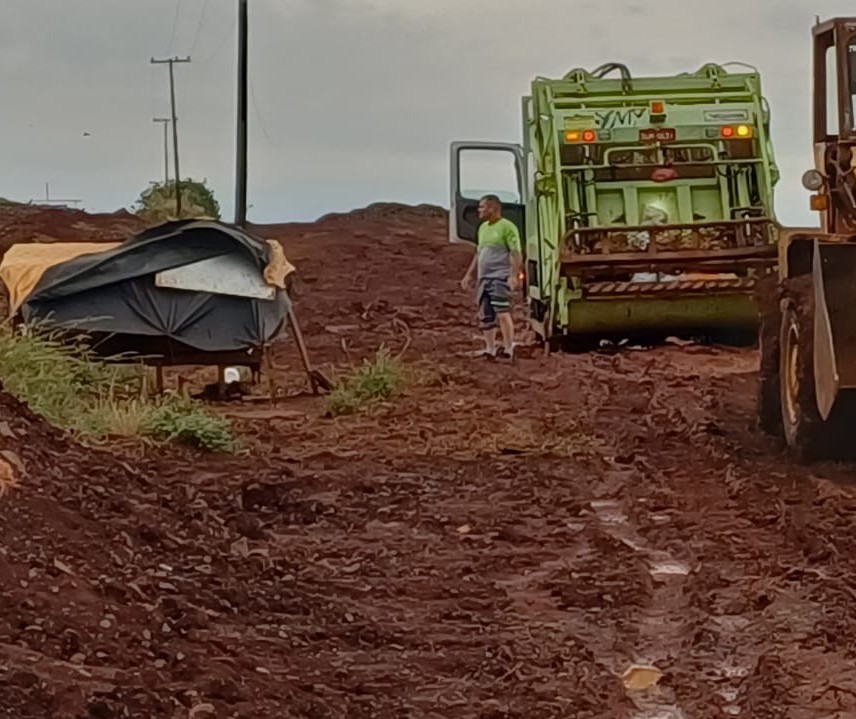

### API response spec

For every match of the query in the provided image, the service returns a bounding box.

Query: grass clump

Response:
[326,347,405,416]
[142,396,238,452]
[0,321,237,452]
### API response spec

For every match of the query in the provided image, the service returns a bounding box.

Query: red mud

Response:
[0,204,145,252]
[2,203,856,717]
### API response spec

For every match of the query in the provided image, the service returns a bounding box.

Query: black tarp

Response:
[21,220,290,355]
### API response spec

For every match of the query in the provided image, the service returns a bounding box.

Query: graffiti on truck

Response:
[594,108,646,130]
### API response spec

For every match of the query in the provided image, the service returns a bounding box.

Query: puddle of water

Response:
[619,535,647,551]
[717,689,741,716]
[590,500,628,525]
[710,615,753,632]
[716,662,751,679]
[648,558,690,577]
[631,708,686,719]
[590,500,619,508]
[717,688,739,702]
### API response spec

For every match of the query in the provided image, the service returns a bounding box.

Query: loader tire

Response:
[779,276,828,460]
[756,274,782,436]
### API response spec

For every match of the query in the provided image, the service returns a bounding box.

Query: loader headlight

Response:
[801,169,825,191]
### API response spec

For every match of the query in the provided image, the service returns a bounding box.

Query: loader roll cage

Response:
[814,19,856,143]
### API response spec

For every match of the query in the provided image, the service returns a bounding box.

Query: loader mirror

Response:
[802,169,825,191]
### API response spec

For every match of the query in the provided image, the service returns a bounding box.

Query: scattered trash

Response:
[622,664,663,690]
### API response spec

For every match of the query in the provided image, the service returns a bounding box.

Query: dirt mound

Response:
[316,202,447,224]
[7,198,856,717]
[0,204,146,256]
[0,388,306,717]
[0,381,639,718]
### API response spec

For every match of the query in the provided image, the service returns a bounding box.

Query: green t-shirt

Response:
[477,218,521,281]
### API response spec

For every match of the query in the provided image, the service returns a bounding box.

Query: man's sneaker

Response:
[496,346,515,361]
[481,348,498,360]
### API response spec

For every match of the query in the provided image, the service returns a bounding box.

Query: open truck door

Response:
[449,142,526,244]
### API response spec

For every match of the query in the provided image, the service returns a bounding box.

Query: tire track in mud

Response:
[600,386,768,717]
[610,359,856,718]
[588,492,695,719]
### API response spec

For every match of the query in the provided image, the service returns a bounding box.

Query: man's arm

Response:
[461,250,478,290]
[506,224,523,290]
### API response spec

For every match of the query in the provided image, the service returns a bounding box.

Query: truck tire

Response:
[756,274,781,436]
[779,276,826,460]
[707,329,758,347]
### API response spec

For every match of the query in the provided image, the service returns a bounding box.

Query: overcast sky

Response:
[0,0,853,224]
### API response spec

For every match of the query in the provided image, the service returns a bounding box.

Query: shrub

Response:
[325,347,405,416]
[0,321,236,451]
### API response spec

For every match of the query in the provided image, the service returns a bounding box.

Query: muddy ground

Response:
[2,203,856,718]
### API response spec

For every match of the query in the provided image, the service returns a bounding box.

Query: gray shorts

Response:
[477,278,511,330]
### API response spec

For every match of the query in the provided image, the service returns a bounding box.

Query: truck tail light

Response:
[565,129,598,143]
[720,125,753,139]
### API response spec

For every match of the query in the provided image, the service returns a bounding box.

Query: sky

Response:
[0,0,853,224]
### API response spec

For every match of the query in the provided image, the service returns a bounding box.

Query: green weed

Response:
[0,321,237,452]
[325,347,405,416]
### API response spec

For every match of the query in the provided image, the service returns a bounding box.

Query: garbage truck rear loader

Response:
[450,63,780,348]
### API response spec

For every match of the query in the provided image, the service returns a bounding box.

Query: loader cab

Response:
[810,18,856,234]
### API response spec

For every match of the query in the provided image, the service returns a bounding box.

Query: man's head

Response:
[477,194,502,222]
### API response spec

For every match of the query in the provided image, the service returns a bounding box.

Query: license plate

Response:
[639,128,676,143]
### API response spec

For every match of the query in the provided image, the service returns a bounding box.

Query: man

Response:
[460,194,523,359]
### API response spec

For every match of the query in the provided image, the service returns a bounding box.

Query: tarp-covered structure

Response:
[0,220,295,365]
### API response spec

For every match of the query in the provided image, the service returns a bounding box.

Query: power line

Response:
[250,81,278,148]
[189,0,209,54]
[197,15,236,63]
[165,0,185,55]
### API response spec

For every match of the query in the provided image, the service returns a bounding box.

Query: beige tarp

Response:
[0,243,122,316]
[263,239,296,288]
[0,239,297,316]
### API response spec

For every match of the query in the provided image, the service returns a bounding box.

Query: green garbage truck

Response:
[449,62,780,348]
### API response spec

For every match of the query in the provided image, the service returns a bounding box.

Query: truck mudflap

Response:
[812,241,856,420]
[584,277,756,297]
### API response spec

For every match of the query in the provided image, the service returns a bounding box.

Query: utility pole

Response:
[150,55,190,216]
[234,0,248,227]
[35,182,81,207]
[152,117,171,186]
